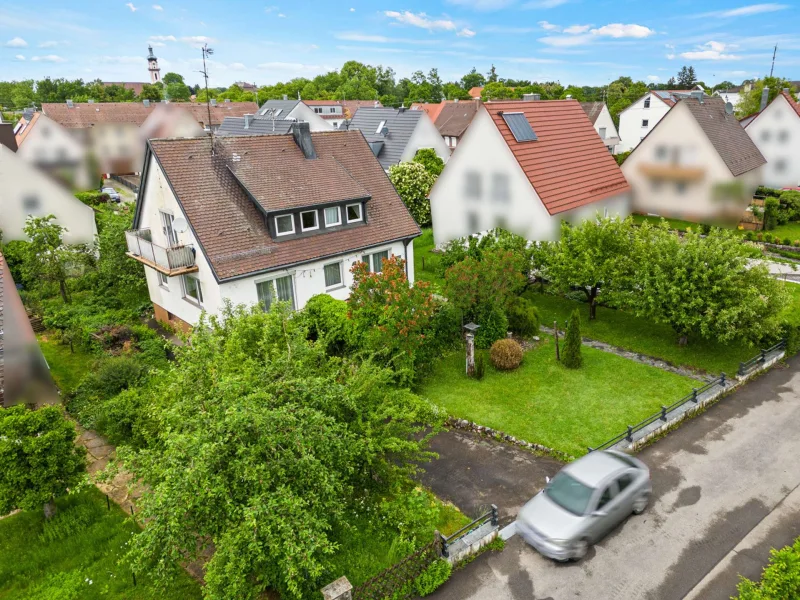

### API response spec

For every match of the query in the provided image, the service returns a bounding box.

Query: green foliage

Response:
[481,82,516,101]
[139,83,163,102]
[475,305,508,349]
[735,536,800,599]
[736,77,797,118]
[74,191,110,207]
[507,296,541,337]
[414,559,452,596]
[764,197,780,230]
[676,65,698,89]
[300,294,357,355]
[460,67,486,91]
[119,304,443,600]
[490,338,523,371]
[388,161,436,225]
[614,150,632,166]
[562,309,583,369]
[0,405,86,517]
[413,148,445,177]
[474,353,485,380]
[0,239,27,283]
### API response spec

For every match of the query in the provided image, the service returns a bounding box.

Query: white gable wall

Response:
[745,94,800,188]
[16,115,91,189]
[618,94,671,153]
[593,105,621,153]
[288,103,334,131]
[401,111,451,164]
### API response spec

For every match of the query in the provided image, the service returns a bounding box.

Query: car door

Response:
[587,480,619,542]
[614,471,638,515]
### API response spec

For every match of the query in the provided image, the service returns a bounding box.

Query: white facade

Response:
[622,100,763,223]
[287,103,334,131]
[591,105,621,154]
[0,144,97,245]
[745,93,800,188]
[430,108,629,246]
[618,93,672,153]
[309,104,347,129]
[138,154,415,327]
[714,90,742,109]
[15,115,91,190]
[402,112,451,164]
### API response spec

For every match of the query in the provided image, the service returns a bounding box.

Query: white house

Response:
[127,124,421,331]
[255,99,332,131]
[617,87,707,153]
[429,99,631,246]
[580,102,621,154]
[14,113,92,190]
[347,107,451,171]
[0,144,97,245]
[744,90,800,188]
[622,95,766,224]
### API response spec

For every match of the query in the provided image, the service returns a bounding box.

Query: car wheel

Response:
[571,538,589,561]
[633,492,650,515]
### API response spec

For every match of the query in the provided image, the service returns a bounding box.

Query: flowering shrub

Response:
[388,162,436,225]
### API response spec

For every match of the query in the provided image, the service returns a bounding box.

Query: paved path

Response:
[426,355,800,600]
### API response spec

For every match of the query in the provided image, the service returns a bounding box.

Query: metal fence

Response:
[589,339,785,453]
[352,537,439,600]
[441,505,498,558]
[125,229,196,272]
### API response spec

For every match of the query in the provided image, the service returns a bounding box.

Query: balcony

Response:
[125,228,198,276]
[638,163,706,181]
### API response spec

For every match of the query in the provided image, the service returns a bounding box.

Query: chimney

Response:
[244,114,253,129]
[211,98,217,107]
[760,87,770,112]
[522,93,540,101]
[292,121,316,159]
[690,90,704,103]
[143,99,150,107]
[374,100,379,107]
[283,94,288,101]
[398,106,406,113]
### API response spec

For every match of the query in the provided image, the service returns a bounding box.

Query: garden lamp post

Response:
[464,322,480,376]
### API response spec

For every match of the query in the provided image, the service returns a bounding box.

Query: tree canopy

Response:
[736,77,798,117]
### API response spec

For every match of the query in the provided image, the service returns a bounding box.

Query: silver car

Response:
[101,187,121,203]
[517,450,651,561]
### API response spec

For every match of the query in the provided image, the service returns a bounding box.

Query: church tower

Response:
[147,45,161,84]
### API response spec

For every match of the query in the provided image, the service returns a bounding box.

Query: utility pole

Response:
[770,44,777,78]
[199,43,214,151]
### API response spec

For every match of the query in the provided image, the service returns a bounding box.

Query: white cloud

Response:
[334,32,440,44]
[457,28,476,37]
[31,54,66,62]
[666,53,676,59]
[5,37,27,47]
[590,23,655,38]
[719,3,787,16]
[264,5,280,12]
[705,40,736,52]
[523,0,569,7]
[150,41,166,47]
[484,25,539,33]
[564,24,591,34]
[278,12,286,17]
[125,2,137,12]
[39,40,59,47]
[14,54,25,60]
[150,35,176,41]
[384,10,457,31]
[539,34,592,47]
[228,62,246,70]
[181,35,216,48]
[647,75,660,81]
[350,6,355,10]
[152,4,163,10]
[446,0,516,9]
[679,41,741,60]
[538,20,560,31]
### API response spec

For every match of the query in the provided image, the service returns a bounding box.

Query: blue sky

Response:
[2,1,799,88]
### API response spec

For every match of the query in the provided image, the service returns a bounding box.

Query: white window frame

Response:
[323,261,344,290]
[362,248,391,273]
[643,97,651,109]
[451,137,457,148]
[599,127,606,139]
[181,274,203,306]
[375,120,387,134]
[300,210,319,232]
[255,274,296,311]
[157,271,169,289]
[324,205,342,227]
[274,214,295,236]
[346,203,363,223]
[160,210,178,247]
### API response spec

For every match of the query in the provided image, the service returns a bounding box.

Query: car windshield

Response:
[544,472,595,516]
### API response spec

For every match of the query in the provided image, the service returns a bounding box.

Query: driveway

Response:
[423,355,800,600]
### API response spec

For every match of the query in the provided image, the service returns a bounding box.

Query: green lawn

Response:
[414,228,444,290]
[525,291,756,376]
[38,334,95,394]
[780,282,800,327]
[421,338,697,457]
[0,487,201,600]
[766,222,800,243]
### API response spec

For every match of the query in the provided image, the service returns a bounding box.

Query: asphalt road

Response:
[424,355,800,600]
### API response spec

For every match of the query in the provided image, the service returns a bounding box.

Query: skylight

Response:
[376,120,387,134]
[502,112,537,142]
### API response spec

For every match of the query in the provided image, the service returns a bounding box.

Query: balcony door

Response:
[160,211,179,247]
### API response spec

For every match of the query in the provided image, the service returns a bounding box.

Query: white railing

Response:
[125,228,195,272]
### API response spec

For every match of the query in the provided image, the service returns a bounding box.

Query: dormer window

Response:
[324,206,342,226]
[300,210,319,232]
[346,203,363,223]
[275,214,295,236]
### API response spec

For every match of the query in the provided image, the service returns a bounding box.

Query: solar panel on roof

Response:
[656,91,671,99]
[502,112,537,142]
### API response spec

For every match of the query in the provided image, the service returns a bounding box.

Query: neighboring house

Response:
[0,122,17,152]
[411,101,447,124]
[622,95,765,223]
[0,143,97,245]
[347,107,451,171]
[14,112,91,190]
[429,100,631,246]
[139,103,205,141]
[618,87,707,153]
[714,86,743,109]
[745,90,800,188]
[102,81,147,97]
[303,100,348,129]
[580,102,621,154]
[126,124,421,330]
[218,115,294,136]
[254,99,332,131]
[434,100,481,150]
[468,87,483,99]
[235,81,258,93]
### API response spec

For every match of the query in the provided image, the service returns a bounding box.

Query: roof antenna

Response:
[198,43,215,154]
[770,44,778,78]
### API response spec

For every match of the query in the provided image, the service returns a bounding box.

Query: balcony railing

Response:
[125,228,198,276]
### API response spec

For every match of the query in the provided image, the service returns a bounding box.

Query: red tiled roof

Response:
[782,90,800,119]
[468,86,483,99]
[320,113,344,119]
[487,100,630,215]
[14,112,40,147]
[411,102,446,123]
[144,130,420,280]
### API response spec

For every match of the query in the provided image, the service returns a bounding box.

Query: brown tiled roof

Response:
[144,130,420,281]
[468,86,483,99]
[579,102,605,125]
[781,90,800,119]
[411,102,446,123]
[435,100,480,137]
[487,100,630,215]
[102,81,147,96]
[42,101,258,129]
[680,96,765,177]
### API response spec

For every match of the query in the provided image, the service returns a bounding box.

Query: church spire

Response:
[147,45,161,84]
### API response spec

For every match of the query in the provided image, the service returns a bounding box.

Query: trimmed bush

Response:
[475,305,508,349]
[507,296,541,337]
[784,237,793,247]
[414,559,452,597]
[562,309,583,369]
[764,233,774,243]
[745,231,756,241]
[74,191,110,207]
[300,294,355,355]
[735,536,800,599]
[764,197,780,231]
[490,338,523,371]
